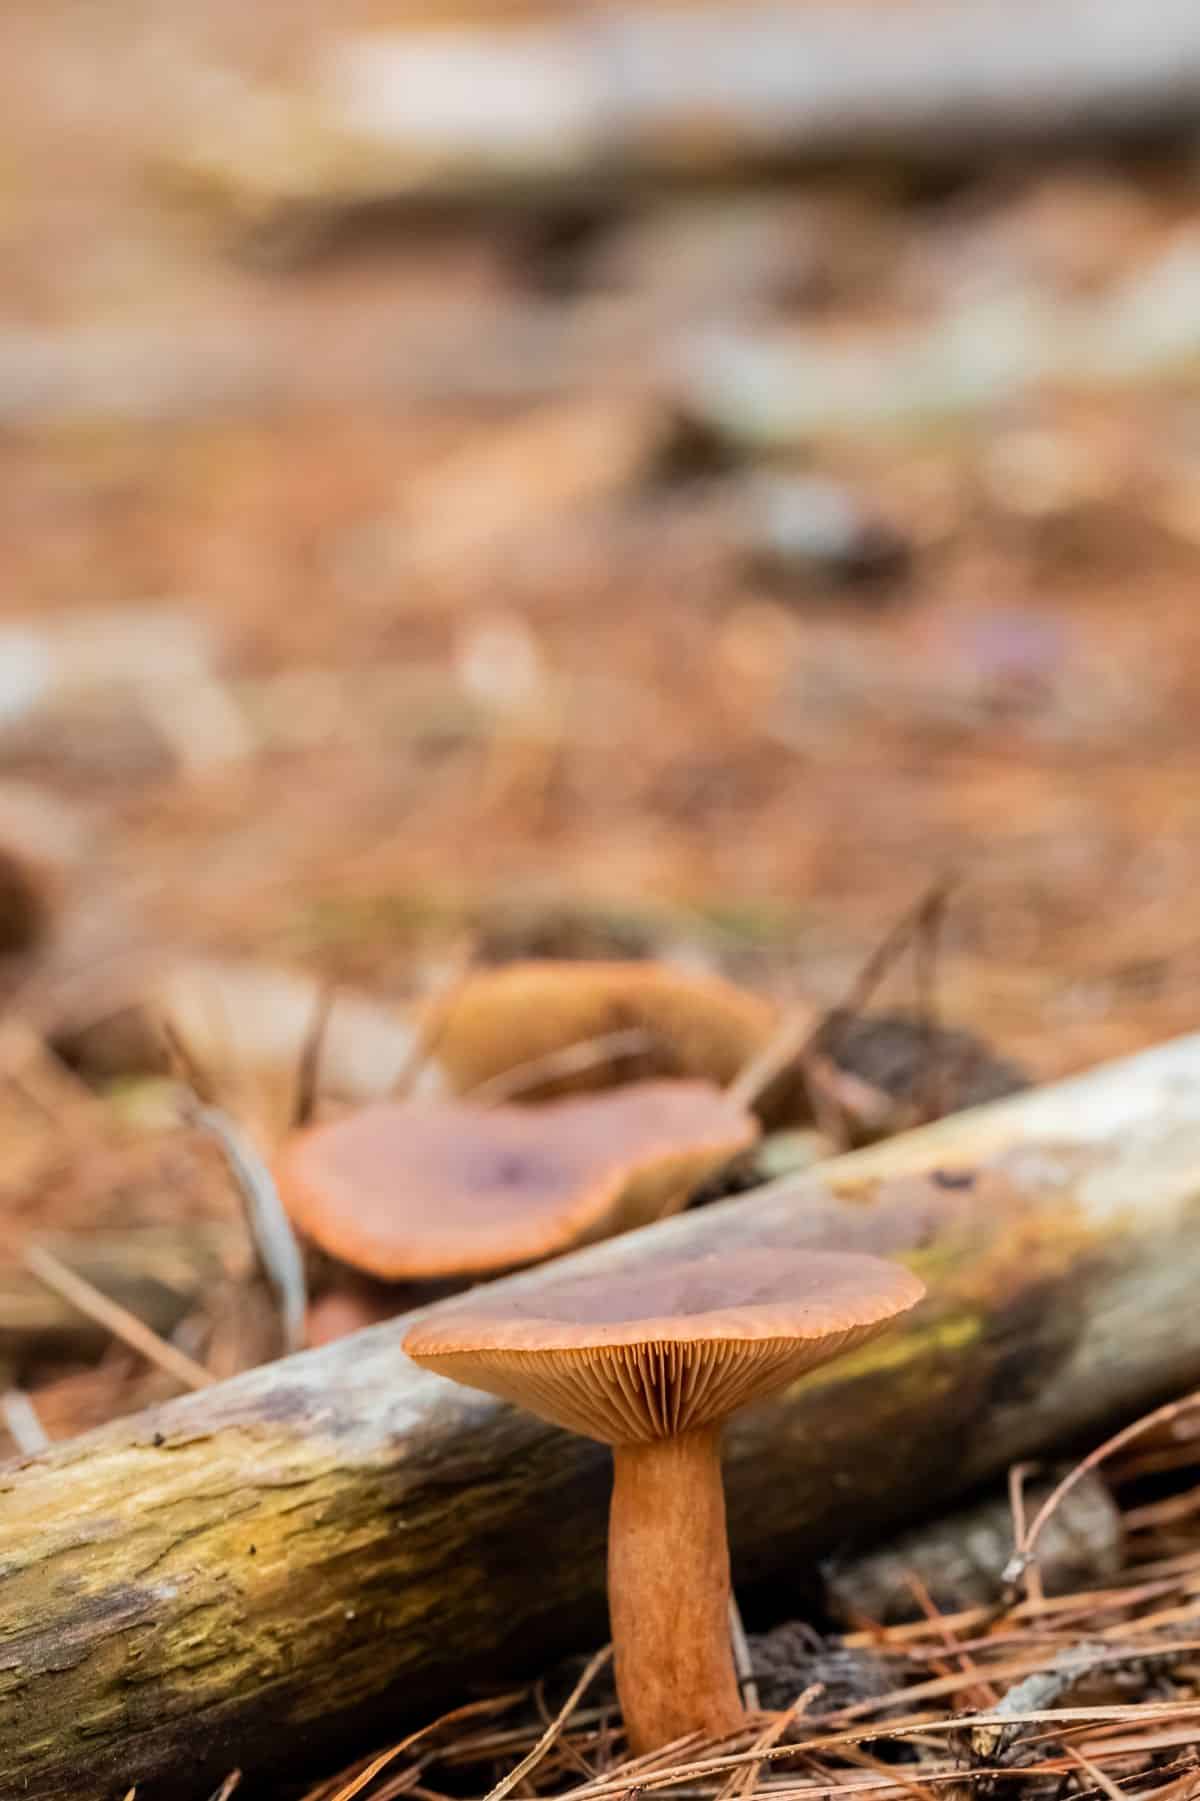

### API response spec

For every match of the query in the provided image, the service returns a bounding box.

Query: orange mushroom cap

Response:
[427,960,782,1099]
[404,1247,925,1442]
[278,1080,758,1282]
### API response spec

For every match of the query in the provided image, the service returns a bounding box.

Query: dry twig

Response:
[466,1028,655,1105]
[1005,1390,1200,1588]
[482,1647,613,1801]
[0,1385,50,1454]
[183,1098,307,1357]
[21,1243,215,1391]
[293,984,337,1130]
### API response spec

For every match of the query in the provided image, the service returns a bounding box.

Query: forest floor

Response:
[6,6,1200,1795]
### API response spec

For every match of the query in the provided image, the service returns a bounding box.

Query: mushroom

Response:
[304,1284,400,1347]
[278,1080,758,1283]
[404,1247,924,1752]
[426,960,785,1101]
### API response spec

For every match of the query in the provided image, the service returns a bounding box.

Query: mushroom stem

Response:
[608,1428,744,1753]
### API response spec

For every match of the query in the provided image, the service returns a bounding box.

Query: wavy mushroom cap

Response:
[279,1081,758,1281]
[404,1247,924,1442]
[428,960,781,1098]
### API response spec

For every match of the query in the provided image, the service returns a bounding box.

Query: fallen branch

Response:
[5,1032,1200,1798]
[825,1470,1121,1627]
[1004,1385,1200,1589]
[171,0,1200,231]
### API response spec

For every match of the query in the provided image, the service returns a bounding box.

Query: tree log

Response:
[5,1033,1200,1798]
[175,0,1200,235]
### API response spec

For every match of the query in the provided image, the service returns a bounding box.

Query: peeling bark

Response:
[3,1034,1200,1798]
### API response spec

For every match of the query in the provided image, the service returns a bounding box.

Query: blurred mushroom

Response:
[304,1284,401,1347]
[279,1081,758,1282]
[405,1247,923,1751]
[426,959,783,1103]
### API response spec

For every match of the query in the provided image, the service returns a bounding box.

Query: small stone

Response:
[750,1624,892,1716]
[742,474,910,595]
